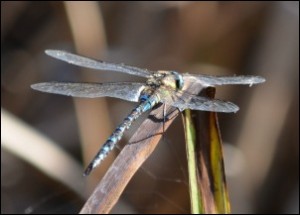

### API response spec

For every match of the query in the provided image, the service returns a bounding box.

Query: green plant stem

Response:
[183,109,203,214]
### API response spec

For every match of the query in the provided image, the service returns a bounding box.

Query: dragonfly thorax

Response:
[137,70,184,111]
[147,70,184,91]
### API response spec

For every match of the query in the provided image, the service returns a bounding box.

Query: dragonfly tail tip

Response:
[83,165,93,177]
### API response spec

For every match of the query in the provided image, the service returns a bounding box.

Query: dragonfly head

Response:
[170,71,184,90]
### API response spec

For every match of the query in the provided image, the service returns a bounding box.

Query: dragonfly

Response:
[31,50,265,176]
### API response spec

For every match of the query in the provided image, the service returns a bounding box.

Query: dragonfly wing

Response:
[158,88,239,113]
[184,74,266,87]
[31,82,145,102]
[45,50,152,78]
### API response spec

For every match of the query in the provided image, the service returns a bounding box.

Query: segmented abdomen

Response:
[83,94,160,176]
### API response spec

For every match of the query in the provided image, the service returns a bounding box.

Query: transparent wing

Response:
[45,50,153,78]
[183,73,266,87]
[31,82,145,102]
[158,87,239,113]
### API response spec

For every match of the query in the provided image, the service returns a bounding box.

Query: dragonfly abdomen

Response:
[83,96,159,176]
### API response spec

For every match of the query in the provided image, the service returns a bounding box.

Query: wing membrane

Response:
[31,82,144,102]
[45,50,152,78]
[158,87,239,113]
[184,74,266,87]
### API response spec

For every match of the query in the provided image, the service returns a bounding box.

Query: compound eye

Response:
[171,71,184,90]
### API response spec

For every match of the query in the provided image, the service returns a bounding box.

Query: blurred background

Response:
[1,1,299,214]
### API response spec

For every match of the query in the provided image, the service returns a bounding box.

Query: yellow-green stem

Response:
[183,109,203,214]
